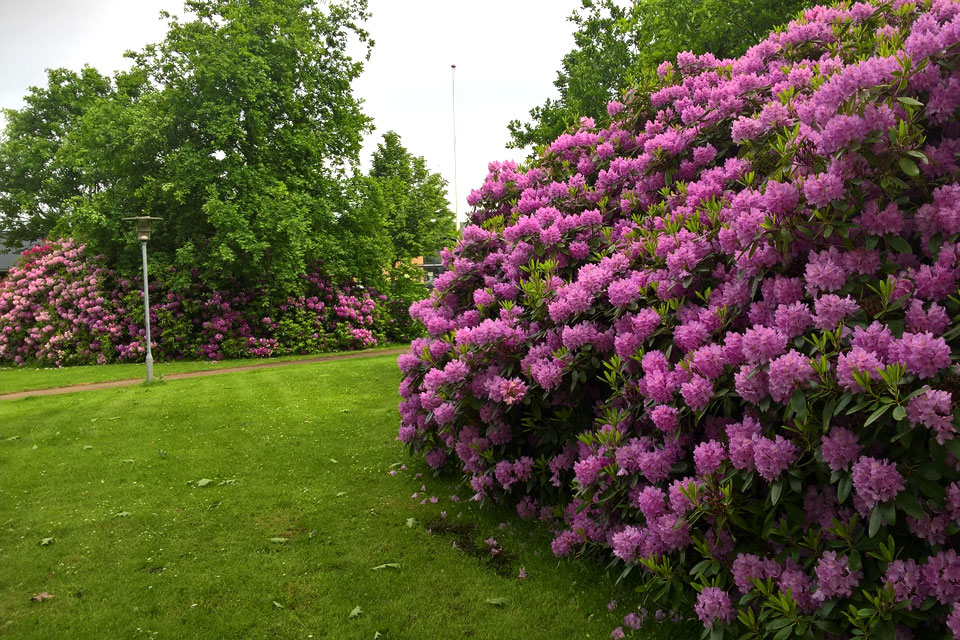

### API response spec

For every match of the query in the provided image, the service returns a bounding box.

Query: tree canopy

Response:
[369,131,456,262]
[507,0,814,150]
[1,0,378,292]
[0,66,115,246]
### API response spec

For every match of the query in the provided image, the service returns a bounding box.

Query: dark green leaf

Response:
[896,492,926,520]
[869,505,883,537]
[822,398,836,429]
[838,476,852,504]
[876,622,896,640]
[773,623,794,640]
[946,439,960,460]
[790,389,806,417]
[864,404,891,427]
[881,500,896,526]
[896,96,924,107]
[917,465,941,481]
[899,157,920,178]
[886,235,912,254]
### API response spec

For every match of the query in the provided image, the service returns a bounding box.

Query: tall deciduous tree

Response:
[369,131,455,262]
[508,0,813,150]
[0,66,114,246]
[2,0,377,292]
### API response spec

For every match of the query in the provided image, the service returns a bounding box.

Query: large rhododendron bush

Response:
[398,1,960,638]
[0,239,385,365]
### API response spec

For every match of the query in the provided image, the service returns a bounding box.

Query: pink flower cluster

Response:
[0,240,387,365]
[399,1,960,637]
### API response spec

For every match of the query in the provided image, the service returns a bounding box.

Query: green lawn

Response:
[0,344,405,394]
[0,353,696,639]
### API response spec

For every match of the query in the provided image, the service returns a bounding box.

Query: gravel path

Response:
[1,347,407,401]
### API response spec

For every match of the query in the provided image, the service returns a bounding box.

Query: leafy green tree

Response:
[508,0,813,150]
[2,0,376,294]
[0,66,114,246]
[327,174,394,287]
[369,131,455,262]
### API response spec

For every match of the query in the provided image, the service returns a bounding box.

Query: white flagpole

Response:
[451,63,459,229]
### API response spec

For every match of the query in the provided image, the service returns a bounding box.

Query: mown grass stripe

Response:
[1,356,695,639]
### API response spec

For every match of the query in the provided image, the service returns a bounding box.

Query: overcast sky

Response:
[0,0,584,225]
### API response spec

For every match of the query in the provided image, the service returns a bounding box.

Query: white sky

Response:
[0,0,584,225]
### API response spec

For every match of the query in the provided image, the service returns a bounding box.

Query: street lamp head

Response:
[122,216,163,241]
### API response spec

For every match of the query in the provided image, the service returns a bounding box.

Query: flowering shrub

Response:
[0,238,394,365]
[398,1,960,637]
[0,240,127,365]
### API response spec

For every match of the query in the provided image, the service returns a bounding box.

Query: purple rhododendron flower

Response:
[425,448,447,469]
[624,611,645,630]
[693,440,726,475]
[742,327,787,364]
[948,603,960,639]
[694,587,733,628]
[821,427,860,472]
[680,374,714,411]
[732,553,781,593]
[908,388,955,443]
[851,456,905,509]
[767,350,814,403]
[814,551,863,600]
[890,332,952,379]
[752,435,798,482]
[836,347,885,392]
[813,294,859,330]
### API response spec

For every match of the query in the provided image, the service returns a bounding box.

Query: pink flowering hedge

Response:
[398,1,960,637]
[0,239,388,366]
